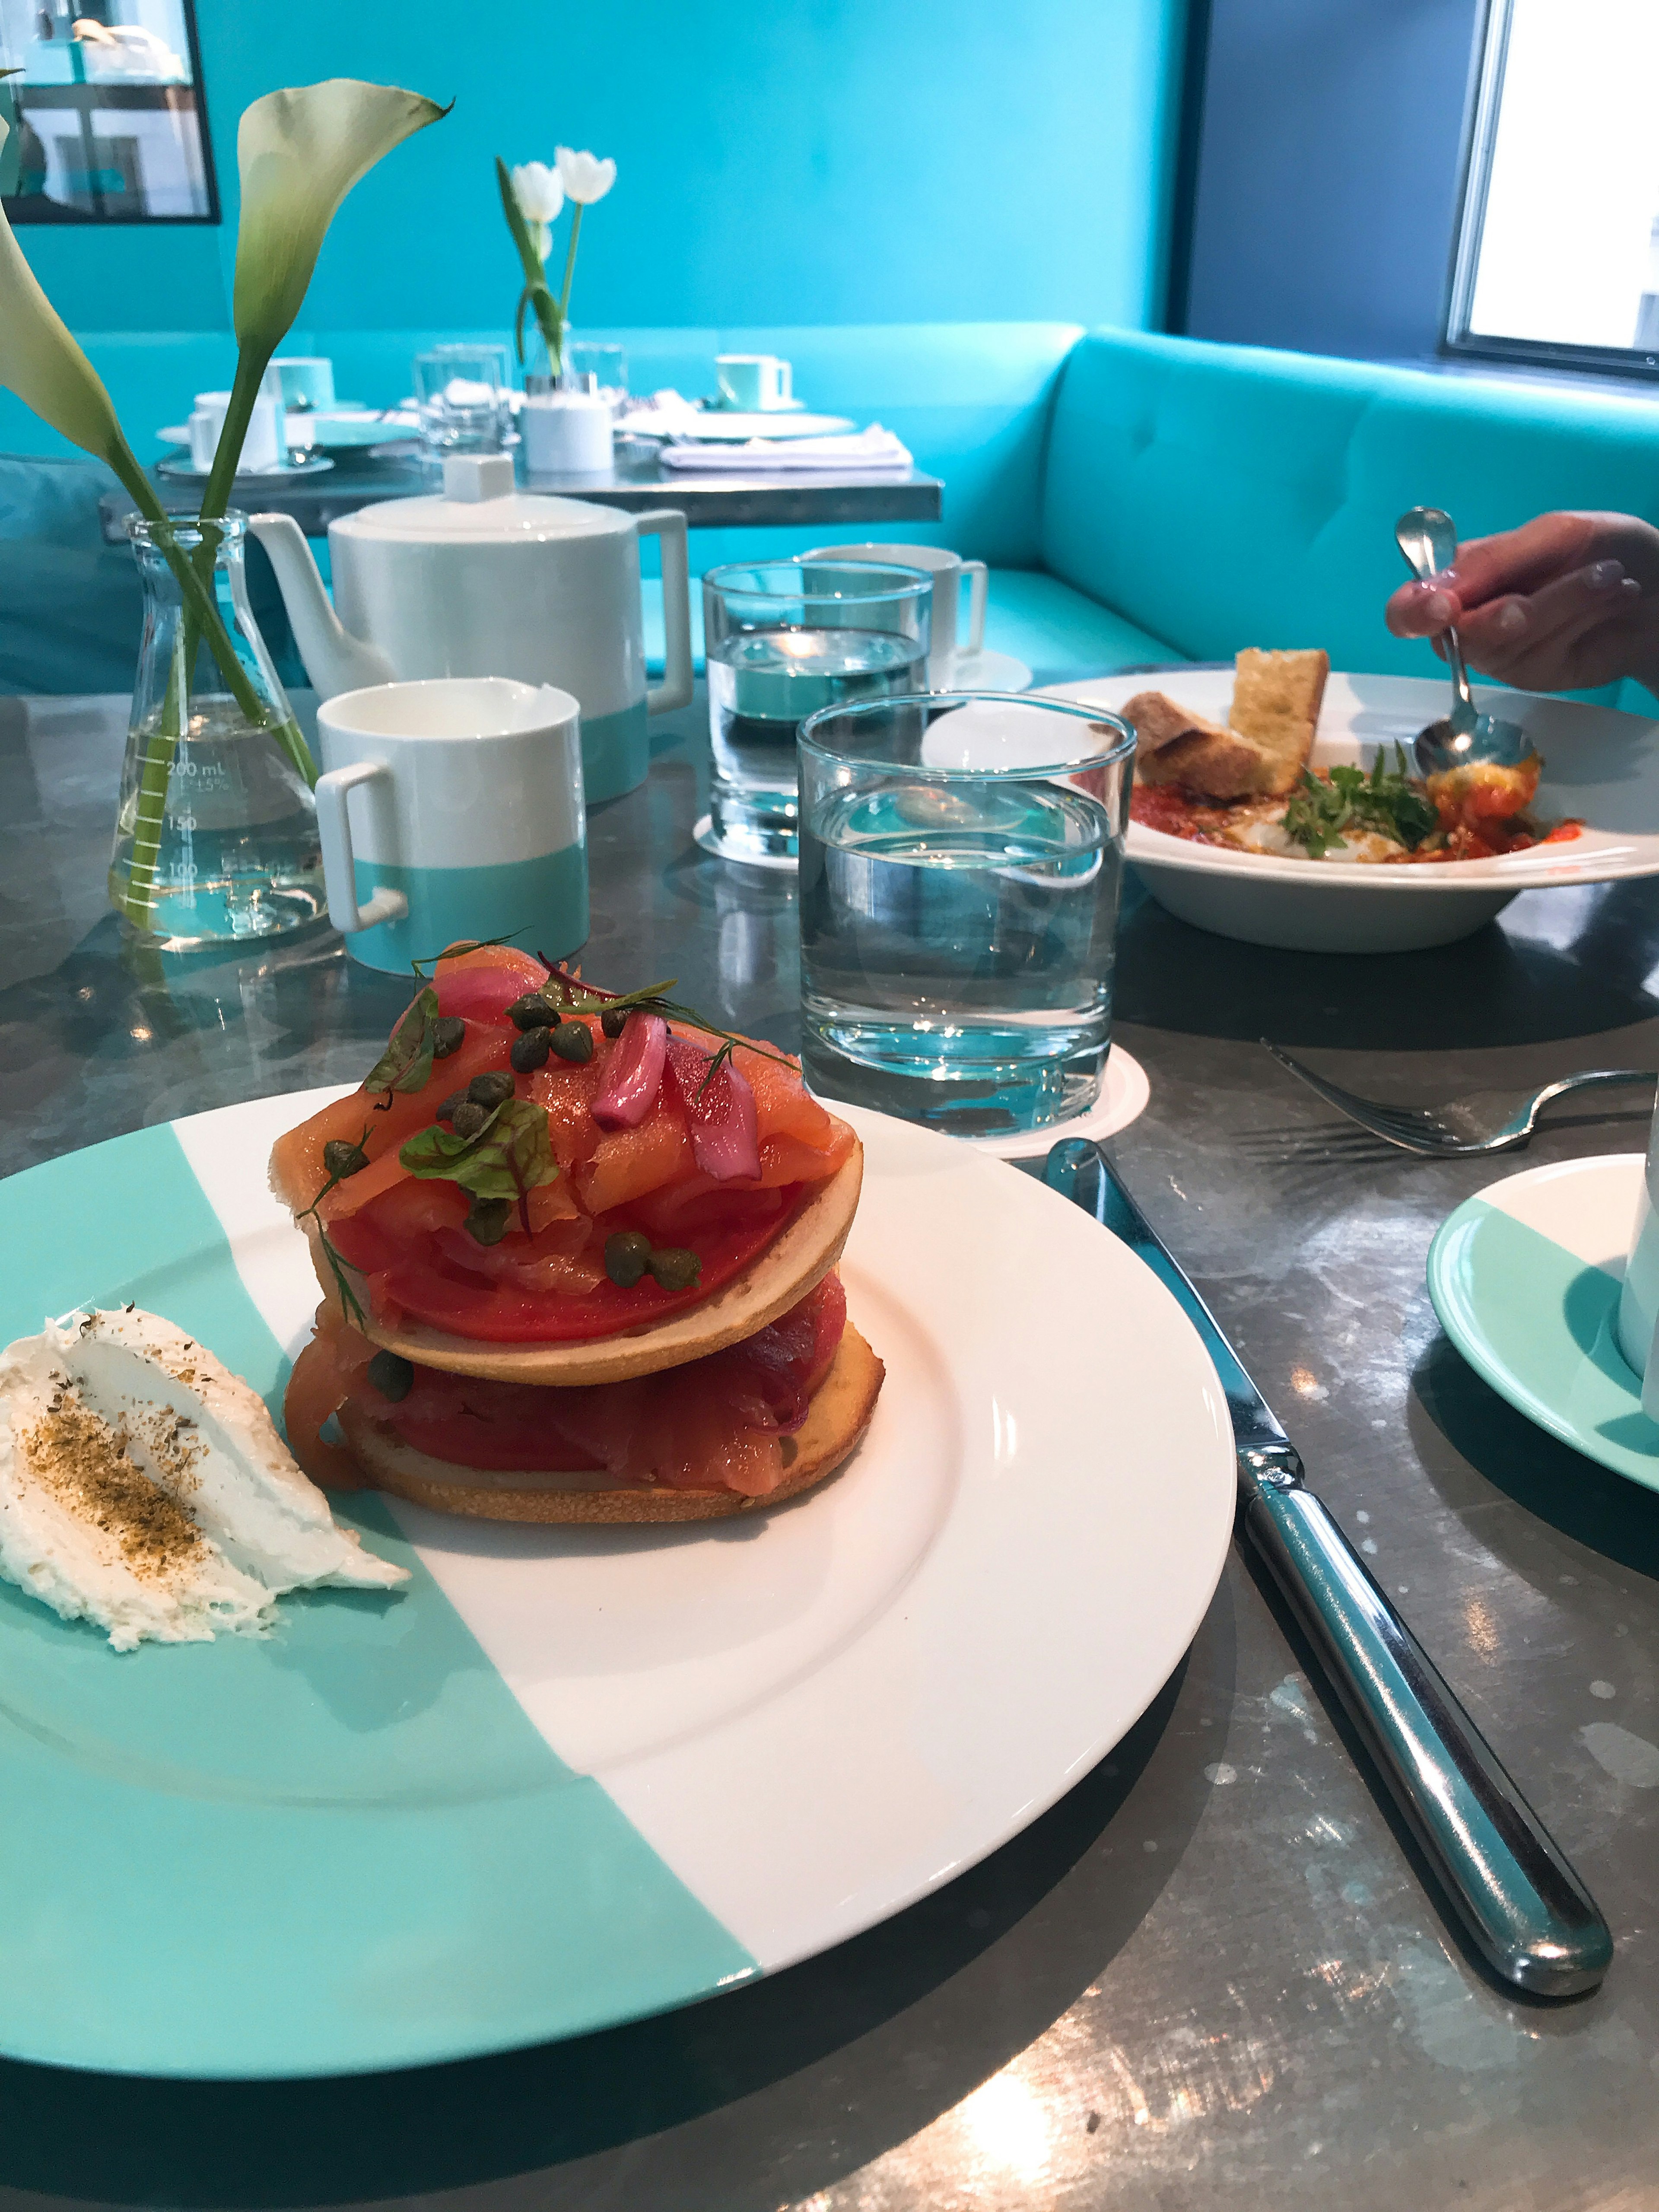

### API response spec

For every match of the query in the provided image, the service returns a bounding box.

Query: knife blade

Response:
[1043,1136,1612,1999]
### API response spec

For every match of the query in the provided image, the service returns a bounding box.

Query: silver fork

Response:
[1263,1040,1656,1156]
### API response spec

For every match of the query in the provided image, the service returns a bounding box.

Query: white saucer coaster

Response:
[950,649,1033,692]
[693,814,798,870]
[807,1046,1150,1160]
[949,1045,1150,1158]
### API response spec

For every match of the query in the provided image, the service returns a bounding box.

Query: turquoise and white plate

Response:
[0,1093,1233,2079]
[1427,1153,1659,1489]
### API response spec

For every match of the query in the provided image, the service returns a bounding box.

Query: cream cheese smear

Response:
[0,1308,407,1650]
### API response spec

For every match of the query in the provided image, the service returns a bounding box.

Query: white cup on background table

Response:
[804,542,987,686]
[315,677,587,975]
[716,354,792,410]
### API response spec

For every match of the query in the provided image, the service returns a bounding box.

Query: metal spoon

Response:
[1394,506,1531,774]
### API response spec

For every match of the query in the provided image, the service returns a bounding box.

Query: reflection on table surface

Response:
[3,686,1659,2210]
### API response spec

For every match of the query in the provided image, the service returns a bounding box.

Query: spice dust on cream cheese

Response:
[0,1308,406,1651]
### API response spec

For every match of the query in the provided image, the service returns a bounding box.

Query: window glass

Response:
[1448,0,1659,373]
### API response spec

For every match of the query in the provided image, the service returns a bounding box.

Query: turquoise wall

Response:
[14,0,1185,336]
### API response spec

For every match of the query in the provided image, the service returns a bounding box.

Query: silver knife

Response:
[1044,1136,1612,1998]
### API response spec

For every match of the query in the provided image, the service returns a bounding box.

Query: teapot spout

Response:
[248,512,396,699]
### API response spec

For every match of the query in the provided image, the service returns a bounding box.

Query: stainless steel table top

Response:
[1,686,1656,2212]
[97,442,944,538]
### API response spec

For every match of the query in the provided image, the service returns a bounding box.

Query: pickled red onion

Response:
[591,1012,667,1130]
[664,1034,760,1182]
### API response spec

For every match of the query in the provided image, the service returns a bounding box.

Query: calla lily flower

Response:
[0,116,153,513]
[512,158,564,256]
[555,146,617,205]
[214,79,447,515]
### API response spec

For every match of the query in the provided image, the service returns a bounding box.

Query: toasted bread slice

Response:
[1119,690,1271,802]
[1227,649,1328,796]
[305,1145,864,1386]
[337,1322,885,1523]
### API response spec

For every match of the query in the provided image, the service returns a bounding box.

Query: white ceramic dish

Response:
[0,1090,1233,2076]
[1428,1153,1659,1491]
[156,452,335,483]
[1033,670,1659,953]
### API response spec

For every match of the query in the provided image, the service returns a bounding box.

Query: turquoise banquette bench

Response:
[5,323,1659,709]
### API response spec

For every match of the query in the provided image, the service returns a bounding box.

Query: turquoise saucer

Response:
[1427,1153,1659,1492]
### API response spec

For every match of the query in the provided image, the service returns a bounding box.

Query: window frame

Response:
[1442,0,1659,382]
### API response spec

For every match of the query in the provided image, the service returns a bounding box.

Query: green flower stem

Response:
[198,350,266,524]
[118,610,191,928]
[497,156,564,376]
[558,203,582,322]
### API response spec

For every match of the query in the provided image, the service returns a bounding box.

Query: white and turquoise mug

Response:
[715,354,792,410]
[315,677,587,975]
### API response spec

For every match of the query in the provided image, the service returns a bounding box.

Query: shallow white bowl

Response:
[1035,670,1659,953]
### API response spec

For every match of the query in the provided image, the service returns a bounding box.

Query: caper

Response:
[510,1026,552,1072]
[436,1088,467,1124]
[648,1245,702,1293]
[604,1229,652,1288]
[600,1005,630,1039]
[467,1070,516,1108]
[550,1020,594,1063]
[507,991,560,1032]
[464,1195,513,1246]
[431,1014,466,1059]
[451,1099,490,1141]
[366,1348,414,1402]
[323,1138,369,1179]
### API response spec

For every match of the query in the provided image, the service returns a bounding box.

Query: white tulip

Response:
[556,146,616,205]
[511,159,564,226]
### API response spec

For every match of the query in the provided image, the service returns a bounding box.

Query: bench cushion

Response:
[1041,328,1659,705]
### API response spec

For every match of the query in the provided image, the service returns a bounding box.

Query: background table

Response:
[97,441,944,539]
[1,683,1657,2211]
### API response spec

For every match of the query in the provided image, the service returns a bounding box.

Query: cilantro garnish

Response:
[1283,746,1438,858]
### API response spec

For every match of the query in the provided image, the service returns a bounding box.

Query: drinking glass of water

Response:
[700,559,932,867]
[797,692,1135,1135]
[413,343,512,458]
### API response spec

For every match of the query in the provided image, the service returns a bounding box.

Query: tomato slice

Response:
[328,1184,804,1341]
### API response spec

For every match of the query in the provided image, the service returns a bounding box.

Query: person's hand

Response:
[1384,511,1659,693]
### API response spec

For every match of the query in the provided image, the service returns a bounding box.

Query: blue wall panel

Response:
[14,0,1184,339]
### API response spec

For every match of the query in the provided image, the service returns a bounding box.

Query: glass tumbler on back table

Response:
[798,692,1136,1135]
[699,559,931,866]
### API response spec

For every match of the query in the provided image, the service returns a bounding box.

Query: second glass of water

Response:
[798,692,1135,1135]
[700,559,931,867]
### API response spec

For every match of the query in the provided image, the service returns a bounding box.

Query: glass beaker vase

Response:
[110,511,325,950]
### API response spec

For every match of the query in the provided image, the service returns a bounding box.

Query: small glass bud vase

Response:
[521,323,559,397]
[110,511,325,951]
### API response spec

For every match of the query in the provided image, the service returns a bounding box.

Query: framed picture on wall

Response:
[0,0,217,223]
[1445,0,1659,379]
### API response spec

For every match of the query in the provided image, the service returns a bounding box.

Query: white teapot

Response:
[251,454,693,804]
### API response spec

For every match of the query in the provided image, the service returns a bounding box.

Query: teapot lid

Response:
[336,454,633,543]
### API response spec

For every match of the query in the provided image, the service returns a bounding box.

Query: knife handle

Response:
[1245,1478,1611,1998]
[1043,1136,1612,1999]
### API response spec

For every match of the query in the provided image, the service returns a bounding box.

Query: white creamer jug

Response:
[251,454,693,804]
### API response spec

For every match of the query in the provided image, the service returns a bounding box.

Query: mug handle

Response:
[315,761,408,932]
[636,509,695,713]
[960,559,988,656]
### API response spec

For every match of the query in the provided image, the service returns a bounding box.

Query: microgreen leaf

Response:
[363,986,440,1097]
[1283,744,1437,858]
[400,1097,559,1201]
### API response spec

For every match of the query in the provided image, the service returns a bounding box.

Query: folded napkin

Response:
[658,424,914,473]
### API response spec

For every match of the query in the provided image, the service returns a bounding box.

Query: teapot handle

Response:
[636,509,694,714]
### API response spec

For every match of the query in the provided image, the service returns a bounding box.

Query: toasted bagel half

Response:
[306,1145,863,1386]
[337,1322,884,1524]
